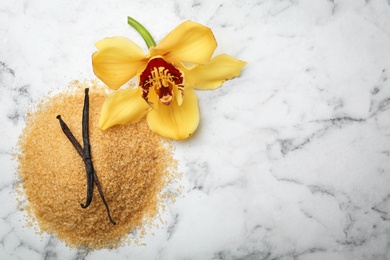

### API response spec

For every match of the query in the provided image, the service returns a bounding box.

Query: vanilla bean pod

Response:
[93,172,116,225]
[56,115,83,157]
[81,88,94,209]
[56,88,116,225]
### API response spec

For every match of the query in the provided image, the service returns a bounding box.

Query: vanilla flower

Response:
[93,17,246,140]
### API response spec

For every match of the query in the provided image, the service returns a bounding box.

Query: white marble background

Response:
[1,0,390,259]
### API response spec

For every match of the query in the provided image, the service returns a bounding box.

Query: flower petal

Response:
[185,54,247,90]
[151,21,217,65]
[146,87,199,140]
[99,87,150,130]
[92,37,147,90]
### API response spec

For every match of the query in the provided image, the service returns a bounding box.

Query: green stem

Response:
[127,16,156,49]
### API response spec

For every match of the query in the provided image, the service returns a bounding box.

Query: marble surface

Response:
[1,0,390,259]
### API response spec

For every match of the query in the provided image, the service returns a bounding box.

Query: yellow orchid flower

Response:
[92,17,246,140]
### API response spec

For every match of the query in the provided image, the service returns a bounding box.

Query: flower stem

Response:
[127,16,156,49]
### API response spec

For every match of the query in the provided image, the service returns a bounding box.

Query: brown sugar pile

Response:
[17,82,178,249]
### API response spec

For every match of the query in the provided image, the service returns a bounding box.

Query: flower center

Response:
[139,57,184,105]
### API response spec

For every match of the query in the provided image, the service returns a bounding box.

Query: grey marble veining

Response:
[1,0,390,259]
